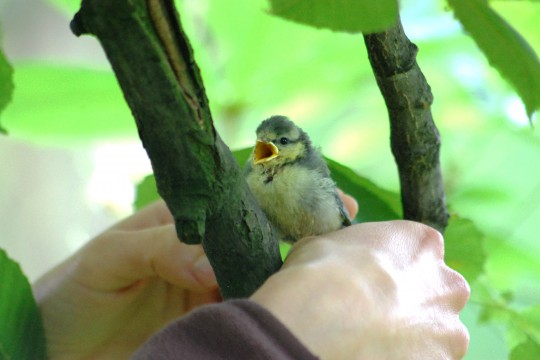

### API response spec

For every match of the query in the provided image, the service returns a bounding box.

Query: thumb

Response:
[74,224,217,292]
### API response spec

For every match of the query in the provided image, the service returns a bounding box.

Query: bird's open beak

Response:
[253,140,279,164]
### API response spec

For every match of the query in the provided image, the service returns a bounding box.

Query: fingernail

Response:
[194,255,217,287]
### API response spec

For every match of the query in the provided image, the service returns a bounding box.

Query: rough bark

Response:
[71,0,282,299]
[363,19,449,233]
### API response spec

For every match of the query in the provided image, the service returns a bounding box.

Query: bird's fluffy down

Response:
[245,115,351,243]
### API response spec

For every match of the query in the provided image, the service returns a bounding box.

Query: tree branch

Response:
[71,0,282,298]
[363,19,449,233]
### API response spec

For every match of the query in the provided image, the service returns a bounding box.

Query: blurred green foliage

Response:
[1,0,539,358]
[444,216,486,284]
[448,0,540,117]
[2,65,134,141]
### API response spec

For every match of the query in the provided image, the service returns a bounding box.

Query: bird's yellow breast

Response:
[246,164,342,241]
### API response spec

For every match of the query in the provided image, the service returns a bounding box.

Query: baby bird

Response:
[245,115,351,243]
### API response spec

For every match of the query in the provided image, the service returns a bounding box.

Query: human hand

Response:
[251,221,470,359]
[33,200,220,360]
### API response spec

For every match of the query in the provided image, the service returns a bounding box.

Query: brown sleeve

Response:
[131,299,319,360]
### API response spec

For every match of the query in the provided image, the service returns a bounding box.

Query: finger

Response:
[111,200,174,231]
[450,318,470,359]
[76,224,217,292]
[429,315,470,360]
[342,193,359,219]
[186,288,223,312]
[337,189,359,219]
[441,266,471,313]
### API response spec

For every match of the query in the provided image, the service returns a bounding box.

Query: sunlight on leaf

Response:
[447,0,540,118]
[2,65,135,143]
[267,0,399,34]
[0,250,47,360]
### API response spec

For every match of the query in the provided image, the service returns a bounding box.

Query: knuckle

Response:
[422,226,444,258]
[403,220,444,257]
[450,269,471,309]
[285,235,331,265]
[438,316,470,359]
[453,321,470,359]
[439,265,470,312]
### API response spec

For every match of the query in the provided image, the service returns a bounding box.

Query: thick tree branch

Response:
[363,19,449,233]
[71,0,282,298]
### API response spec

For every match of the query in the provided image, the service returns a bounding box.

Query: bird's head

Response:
[252,116,311,167]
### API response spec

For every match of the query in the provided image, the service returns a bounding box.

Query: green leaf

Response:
[484,234,540,292]
[326,158,401,222]
[473,278,540,354]
[134,174,160,210]
[444,215,486,284]
[447,0,540,118]
[2,64,135,143]
[279,242,292,260]
[0,249,47,360]
[510,339,540,360]
[473,277,512,324]
[233,147,402,222]
[231,147,253,165]
[0,48,14,134]
[267,0,399,34]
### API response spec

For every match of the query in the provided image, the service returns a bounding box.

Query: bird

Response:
[244,115,351,243]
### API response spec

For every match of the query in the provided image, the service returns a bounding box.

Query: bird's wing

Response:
[299,148,331,176]
[301,149,351,227]
[243,153,254,176]
[336,191,352,227]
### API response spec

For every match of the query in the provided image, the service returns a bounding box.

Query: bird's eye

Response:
[280,137,289,145]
